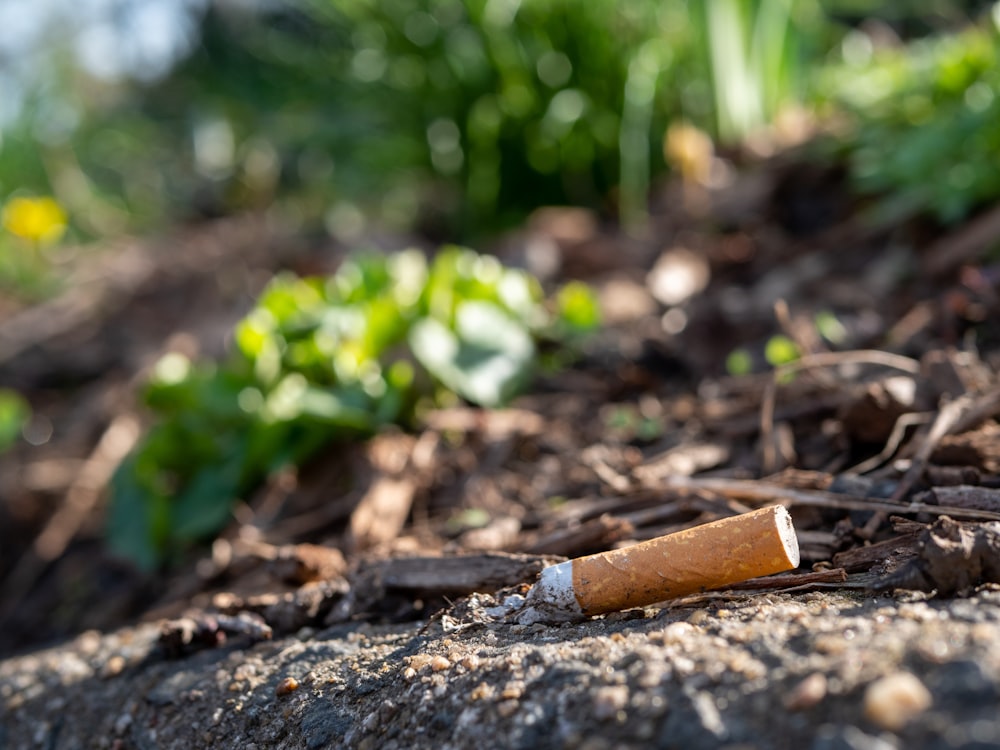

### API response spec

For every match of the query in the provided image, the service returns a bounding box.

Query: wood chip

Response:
[348,476,416,551]
[524,515,635,557]
[374,552,562,596]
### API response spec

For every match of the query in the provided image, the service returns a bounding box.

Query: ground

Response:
[4,590,1000,748]
[4,154,1000,747]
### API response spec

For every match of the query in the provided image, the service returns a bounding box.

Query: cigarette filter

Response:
[516,505,799,623]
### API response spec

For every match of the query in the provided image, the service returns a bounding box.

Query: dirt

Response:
[5,588,1000,749]
[6,155,1000,747]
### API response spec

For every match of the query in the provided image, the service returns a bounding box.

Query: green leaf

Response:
[446,507,491,534]
[234,308,277,360]
[360,296,408,357]
[107,456,168,571]
[815,311,847,346]
[556,281,601,333]
[765,335,800,367]
[107,248,600,569]
[0,389,30,452]
[297,385,378,432]
[726,348,753,376]
[169,462,242,541]
[410,300,535,407]
[259,274,325,325]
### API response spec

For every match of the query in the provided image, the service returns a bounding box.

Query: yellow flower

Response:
[2,196,68,245]
[664,122,714,186]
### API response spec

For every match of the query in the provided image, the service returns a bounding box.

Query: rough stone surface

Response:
[4,589,1000,749]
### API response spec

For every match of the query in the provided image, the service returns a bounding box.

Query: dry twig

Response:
[0,415,140,625]
[760,350,921,473]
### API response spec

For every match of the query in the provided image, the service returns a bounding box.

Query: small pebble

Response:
[470,682,493,701]
[405,653,434,672]
[864,672,932,731]
[658,621,695,644]
[275,677,299,697]
[429,655,451,672]
[75,631,102,657]
[593,685,629,721]
[100,655,127,680]
[813,634,848,656]
[687,609,709,626]
[496,699,519,718]
[113,712,132,736]
[784,673,827,711]
[500,680,525,700]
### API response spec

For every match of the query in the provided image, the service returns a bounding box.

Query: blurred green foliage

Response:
[764,334,801,366]
[307,0,689,233]
[5,0,1000,251]
[108,247,598,569]
[0,0,831,249]
[0,194,68,299]
[821,10,1000,224]
[139,0,709,235]
[0,389,31,453]
[602,403,665,443]
[700,0,806,143]
[725,347,754,376]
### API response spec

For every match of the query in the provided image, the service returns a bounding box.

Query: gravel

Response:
[4,588,1000,749]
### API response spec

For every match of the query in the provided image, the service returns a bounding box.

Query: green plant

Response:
[820,15,1000,224]
[2,1,687,241]
[725,347,753,376]
[305,0,698,235]
[814,309,847,345]
[2,1,843,245]
[724,332,803,377]
[764,334,801,367]
[0,389,30,453]
[0,194,69,300]
[698,0,802,144]
[602,403,664,443]
[108,247,599,569]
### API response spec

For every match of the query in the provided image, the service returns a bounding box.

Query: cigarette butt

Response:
[517,505,798,623]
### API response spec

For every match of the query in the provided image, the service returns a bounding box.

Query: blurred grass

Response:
[0,0,830,258]
[1,1,999,300]
[818,6,1000,224]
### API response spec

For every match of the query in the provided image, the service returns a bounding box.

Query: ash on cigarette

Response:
[497,591,583,626]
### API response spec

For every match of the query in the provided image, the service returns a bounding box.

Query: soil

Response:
[5,154,1000,747]
[4,589,1000,749]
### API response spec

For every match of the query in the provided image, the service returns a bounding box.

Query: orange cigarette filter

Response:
[516,505,799,623]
